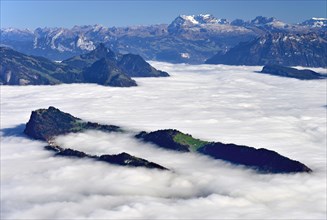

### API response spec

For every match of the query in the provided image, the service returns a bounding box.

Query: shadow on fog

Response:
[0,124,27,138]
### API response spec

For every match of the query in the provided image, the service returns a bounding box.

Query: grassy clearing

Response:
[173,132,208,152]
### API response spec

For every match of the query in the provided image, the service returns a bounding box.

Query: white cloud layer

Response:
[1,63,326,219]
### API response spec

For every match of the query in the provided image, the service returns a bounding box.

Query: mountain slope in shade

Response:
[135,129,312,174]
[61,43,117,69]
[206,32,327,67]
[62,43,169,78]
[83,58,137,87]
[118,54,169,77]
[0,47,75,85]
[0,44,169,86]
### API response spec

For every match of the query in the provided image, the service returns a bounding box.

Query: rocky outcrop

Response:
[24,106,121,141]
[45,145,168,170]
[260,65,326,80]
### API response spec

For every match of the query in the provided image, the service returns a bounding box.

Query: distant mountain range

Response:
[0,44,168,86]
[1,15,326,65]
[206,32,327,67]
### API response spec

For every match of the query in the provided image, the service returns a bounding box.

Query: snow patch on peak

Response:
[180,53,190,59]
[175,14,220,25]
[301,18,327,27]
[76,36,95,51]
[200,14,211,18]
[180,15,199,24]
[51,29,64,50]
[312,17,327,21]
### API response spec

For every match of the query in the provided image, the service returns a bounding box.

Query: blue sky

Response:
[1,0,326,29]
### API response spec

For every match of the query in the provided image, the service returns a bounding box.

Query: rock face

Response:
[206,33,327,67]
[0,44,169,86]
[45,145,168,170]
[136,129,312,173]
[25,107,312,174]
[24,106,121,141]
[260,65,326,80]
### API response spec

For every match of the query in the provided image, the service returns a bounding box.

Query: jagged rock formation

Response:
[206,33,327,67]
[136,129,312,173]
[24,107,312,174]
[0,44,169,86]
[44,145,168,170]
[260,65,326,80]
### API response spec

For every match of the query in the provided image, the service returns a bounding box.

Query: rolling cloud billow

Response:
[1,63,326,219]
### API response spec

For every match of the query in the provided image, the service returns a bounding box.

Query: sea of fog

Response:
[1,63,326,219]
